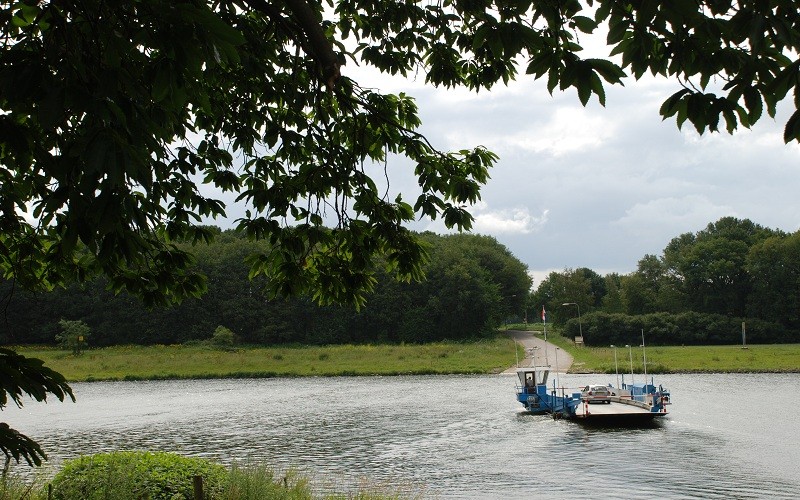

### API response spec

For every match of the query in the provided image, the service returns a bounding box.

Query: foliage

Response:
[0,348,74,466]
[564,311,790,347]
[0,0,500,310]
[0,456,414,500]
[2,1,799,309]
[529,217,799,344]
[746,231,800,330]
[210,325,236,348]
[661,217,779,316]
[530,268,592,323]
[0,231,529,346]
[55,319,90,355]
[49,451,227,500]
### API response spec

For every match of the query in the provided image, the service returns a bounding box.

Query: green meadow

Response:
[11,331,800,382]
[14,336,517,382]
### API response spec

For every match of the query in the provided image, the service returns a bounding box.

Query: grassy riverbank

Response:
[12,330,800,381]
[570,343,800,373]
[13,336,518,382]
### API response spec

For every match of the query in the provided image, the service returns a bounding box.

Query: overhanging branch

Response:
[245,0,340,89]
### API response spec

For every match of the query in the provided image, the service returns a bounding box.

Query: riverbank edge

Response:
[83,367,800,382]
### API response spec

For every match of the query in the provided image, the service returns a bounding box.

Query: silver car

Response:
[581,384,611,404]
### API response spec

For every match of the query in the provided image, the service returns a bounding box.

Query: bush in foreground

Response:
[49,451,227,499]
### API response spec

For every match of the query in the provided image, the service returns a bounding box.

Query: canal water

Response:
[5,373,798,499]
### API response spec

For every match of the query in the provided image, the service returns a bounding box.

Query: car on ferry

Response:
[581,384,612,404]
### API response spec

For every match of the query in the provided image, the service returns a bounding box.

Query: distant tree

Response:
[601,273,624,313]
[747,232,800,331]
[620,273,653,316]
[621,254,685,314]
[576,267,606,308]
[56,319,91,355]
[209,325,236,348]
[534,269,593,323]
[664,218,778,316]
[445,234,532,320]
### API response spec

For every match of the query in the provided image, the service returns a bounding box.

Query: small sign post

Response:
[741,321,747,349]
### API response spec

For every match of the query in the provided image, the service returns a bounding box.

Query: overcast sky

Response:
[346,65,800,288]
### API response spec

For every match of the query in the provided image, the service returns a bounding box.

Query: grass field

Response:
[11,329,800,382]
[13,336,519,382]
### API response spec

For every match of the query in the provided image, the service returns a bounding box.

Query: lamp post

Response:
[561,302,583,342]
[611,345,620,389]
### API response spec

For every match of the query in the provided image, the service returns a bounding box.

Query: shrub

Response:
[56,319,90,355]
[210,326,236,348]
[573,311,790,346]
[49,451,227,500]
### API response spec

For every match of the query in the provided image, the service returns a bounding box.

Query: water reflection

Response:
[5,374,798,498]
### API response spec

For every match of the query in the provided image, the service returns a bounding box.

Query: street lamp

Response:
[561,302,583,341]
[611,345,620,389]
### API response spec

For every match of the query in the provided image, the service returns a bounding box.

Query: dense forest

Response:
[2,217,798,347]
[534,217,799,345]
[0,231,531,346]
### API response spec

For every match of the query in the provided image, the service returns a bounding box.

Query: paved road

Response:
[502,329,574,374]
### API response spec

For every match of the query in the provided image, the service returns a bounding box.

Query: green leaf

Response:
[783,109,800,143]
[572,15,597,34]
[587,58,625,84]
[607,18,629,45]
[743,87,763,123]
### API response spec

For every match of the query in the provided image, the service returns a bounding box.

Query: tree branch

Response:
[245,0,340,90]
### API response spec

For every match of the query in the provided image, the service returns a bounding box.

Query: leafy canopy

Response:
[2,0,799,308]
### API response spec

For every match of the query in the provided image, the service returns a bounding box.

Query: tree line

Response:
[1,231,531,346]
[3,216,796,349]
[531,217,799,345]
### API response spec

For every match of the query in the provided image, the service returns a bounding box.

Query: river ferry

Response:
[515,367,671,421]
